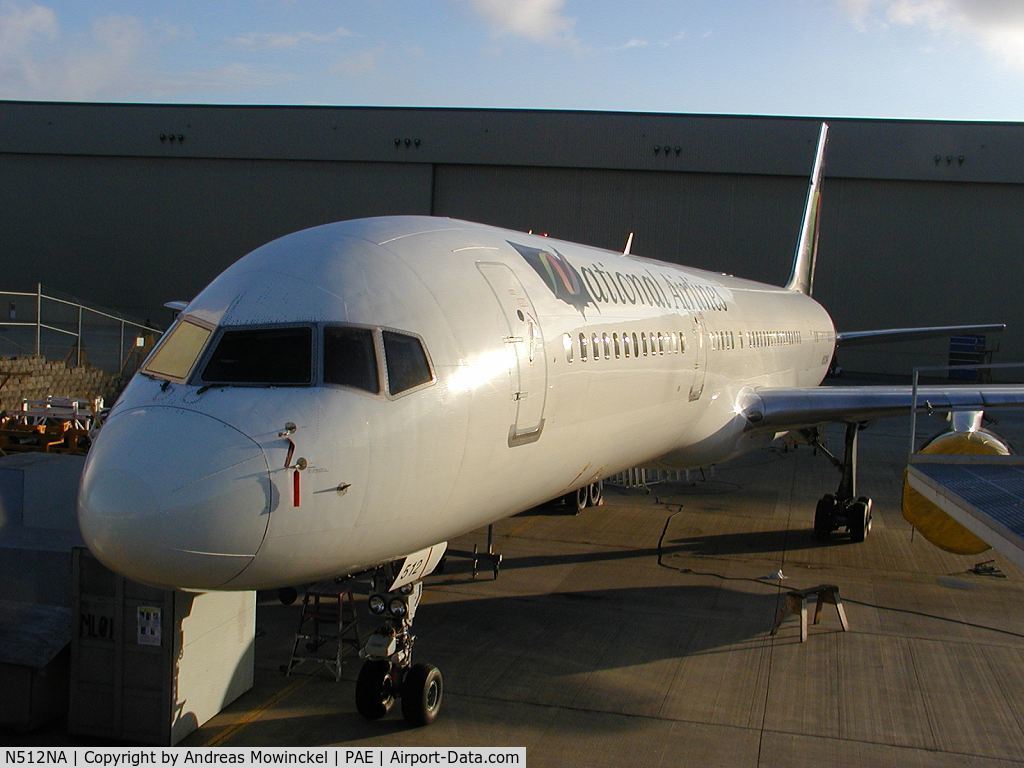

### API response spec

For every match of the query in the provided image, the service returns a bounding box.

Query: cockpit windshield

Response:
[202,327,312,385]
[142,319,212,382]
[383,330,433,394]
[324,326,380,393]
[142,319,432,394]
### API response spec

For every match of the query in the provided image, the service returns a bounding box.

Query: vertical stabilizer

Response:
[785,122,829,295]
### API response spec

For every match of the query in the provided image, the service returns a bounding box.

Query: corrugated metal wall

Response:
[433,165,806,284]
[819,178,1024,373]
[1,154,432,318]
[2,102,1022,375]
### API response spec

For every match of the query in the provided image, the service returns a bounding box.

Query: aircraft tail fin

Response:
[785,122,829,295]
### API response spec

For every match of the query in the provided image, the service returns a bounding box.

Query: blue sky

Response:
[2,0,1024,120]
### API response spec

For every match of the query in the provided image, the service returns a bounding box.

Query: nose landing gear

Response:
[401,662,443,726]
[355,561,444,726]
[355,659,397,719]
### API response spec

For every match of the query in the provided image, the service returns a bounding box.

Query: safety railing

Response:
[606,466,705,490]
[0,284,163,376]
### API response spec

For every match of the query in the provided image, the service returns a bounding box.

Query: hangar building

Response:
[2,101,1023,375]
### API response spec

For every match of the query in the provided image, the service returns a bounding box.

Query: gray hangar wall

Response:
[2,101,1023,375]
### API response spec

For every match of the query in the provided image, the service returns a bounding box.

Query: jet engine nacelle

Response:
[902,411,1011,555]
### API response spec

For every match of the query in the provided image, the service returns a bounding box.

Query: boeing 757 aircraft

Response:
[77,124,1023,725]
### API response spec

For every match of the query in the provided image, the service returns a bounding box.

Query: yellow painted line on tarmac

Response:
[203,675,311,746]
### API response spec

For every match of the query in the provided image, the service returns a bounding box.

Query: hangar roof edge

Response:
[2,101,1022,184]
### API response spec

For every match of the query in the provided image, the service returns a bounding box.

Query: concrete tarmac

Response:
[185,415,1024,767]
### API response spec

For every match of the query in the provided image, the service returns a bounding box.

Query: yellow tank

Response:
[901,429,1007,555]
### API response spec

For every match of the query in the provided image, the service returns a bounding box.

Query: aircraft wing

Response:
[836,324,1004,347]
[740,385,1024,431]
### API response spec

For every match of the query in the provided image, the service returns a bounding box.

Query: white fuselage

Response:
[78,216,835,590]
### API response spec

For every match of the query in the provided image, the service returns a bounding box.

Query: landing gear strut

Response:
[356,563,444,726]
[472,524,502,580]
[811,422,873,543]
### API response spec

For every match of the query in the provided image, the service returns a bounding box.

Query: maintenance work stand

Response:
[285,581,362,681]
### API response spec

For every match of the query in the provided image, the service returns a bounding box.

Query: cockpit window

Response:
[324,326,379,393]
[202,327,312,385]
[143,319,212,381]
[383,331,433,395]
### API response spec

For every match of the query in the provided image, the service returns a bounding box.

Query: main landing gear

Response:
[810,422,873,543]
[355,563,443,726]
[564,479,603,515]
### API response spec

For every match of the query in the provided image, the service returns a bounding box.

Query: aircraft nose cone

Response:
[78,406,272,590]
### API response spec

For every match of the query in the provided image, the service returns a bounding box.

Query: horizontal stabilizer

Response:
[164,300,189,312]
[837,323,1005,347]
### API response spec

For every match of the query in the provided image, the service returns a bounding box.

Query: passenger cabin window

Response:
[203,326,312,384]
[383,331,432,395]
[143,319,212,381]
[324,327,379,393]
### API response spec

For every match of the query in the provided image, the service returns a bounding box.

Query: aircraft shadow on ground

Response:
[440,525,843,581]
[237,584,783,744]
[666,528,851,556]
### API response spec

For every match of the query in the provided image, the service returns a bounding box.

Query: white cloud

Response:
[466,0,577,45]
[152,20,196,43]
[61,16,146,99]
[839,0,875,29]
[0,3,290,101]
[331,47,380,76]
[0,1,57,92]
[158,63,294,94]
[0,1,55,49]
[840,0,1024,70]
[611,30,688,52]
[0,5,147,100]
[229,26,352,50]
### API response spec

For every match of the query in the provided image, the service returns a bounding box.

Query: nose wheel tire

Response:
[401,663,444,726]
[588,480,603,507]
[356,660,396,720]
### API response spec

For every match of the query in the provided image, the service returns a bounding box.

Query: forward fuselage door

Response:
[477,262,548,444]
[689,311,708,402]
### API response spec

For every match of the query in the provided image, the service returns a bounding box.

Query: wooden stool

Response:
[771,584,849,642]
